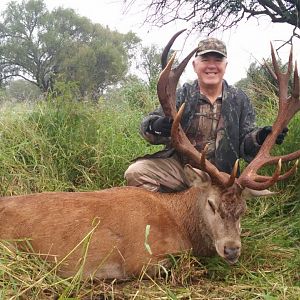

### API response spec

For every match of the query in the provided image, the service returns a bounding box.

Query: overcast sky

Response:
[1,0,299,84]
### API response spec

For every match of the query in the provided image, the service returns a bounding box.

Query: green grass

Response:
[0,87,299,299]
[0,97,160,195]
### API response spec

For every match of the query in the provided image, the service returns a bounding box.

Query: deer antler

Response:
[237,44,300,190]
[157,30,197,119]
[157,30,237,187]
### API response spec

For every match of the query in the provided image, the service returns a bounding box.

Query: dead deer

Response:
[1,31,300,281]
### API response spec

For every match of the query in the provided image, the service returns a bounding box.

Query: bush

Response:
[107,76,158,113]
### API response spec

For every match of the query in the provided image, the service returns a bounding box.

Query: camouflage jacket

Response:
[139,80,261,174]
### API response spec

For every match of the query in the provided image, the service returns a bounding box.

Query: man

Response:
[125,38,287,192]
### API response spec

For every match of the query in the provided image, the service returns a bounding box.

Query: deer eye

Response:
[208,199,216,213]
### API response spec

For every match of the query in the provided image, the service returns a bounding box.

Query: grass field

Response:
[0,89,299,299]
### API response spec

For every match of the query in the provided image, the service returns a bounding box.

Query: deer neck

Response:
[164,187,216,256]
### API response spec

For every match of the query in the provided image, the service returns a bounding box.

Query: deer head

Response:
[157,30,300,263]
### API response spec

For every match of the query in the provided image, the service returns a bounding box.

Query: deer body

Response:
[0,171,237,279]
[0,187,187,279]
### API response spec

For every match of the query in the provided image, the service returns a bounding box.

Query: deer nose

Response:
[224,246,240,263]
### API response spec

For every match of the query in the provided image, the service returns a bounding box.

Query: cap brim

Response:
[195,50,227,57]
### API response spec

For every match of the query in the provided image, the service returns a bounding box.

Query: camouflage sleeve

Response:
[140,85,186,145]
[238,90,262,162]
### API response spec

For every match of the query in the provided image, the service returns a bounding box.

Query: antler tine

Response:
[254,159,298,182]
[270,45,300,129]
[270,43,293,77]
[157,52,178,118]
[264,58,277,81]
[171,103,233,186]
[239,159,282,190]
[226,160,239,187]
[165,47,198,117]
[200,144,208,170]
[237,45,300,190]
[172,47,199,83]
[270,43,279,74]
[271,44,293,108]
[198,144,238,187]
[157,30,198,119]
[292,62,299,99]
[161,29,186,69]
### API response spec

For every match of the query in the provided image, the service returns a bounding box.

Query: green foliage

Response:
[59,26,140,97]
[0,0,140,95]
[0,87,7,104]
[5,79,41,102]
[107,75,159,113]
[107,44,168,113]
[138,45,162,87]
[0,82,159,195]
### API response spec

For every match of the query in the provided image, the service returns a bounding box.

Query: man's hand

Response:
[147,116,173,137]
[256,126,288,145]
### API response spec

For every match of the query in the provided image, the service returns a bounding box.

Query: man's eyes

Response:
[200,59,223,63]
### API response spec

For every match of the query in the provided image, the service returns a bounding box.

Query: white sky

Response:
[1,0,300,84]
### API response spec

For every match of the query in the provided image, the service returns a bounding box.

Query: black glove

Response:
[147,116,173,137]
[256,126,288,145]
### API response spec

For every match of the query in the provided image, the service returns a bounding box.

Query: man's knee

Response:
[124,160,159,191]
[124,161,146,185]
[124,164,135,182]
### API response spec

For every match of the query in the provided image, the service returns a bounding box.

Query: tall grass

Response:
[0,95,161,196]
[0,80,299,299]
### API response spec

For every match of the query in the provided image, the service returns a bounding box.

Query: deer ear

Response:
[241,187,277,199]
[184,164,212,188]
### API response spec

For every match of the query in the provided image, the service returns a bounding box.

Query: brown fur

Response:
[219,185,247,219]
[0,166,249,280]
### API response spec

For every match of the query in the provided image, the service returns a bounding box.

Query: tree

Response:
[108,75,157,111]
[6,79,41,102]
[137,45,162,90]
[0,0,49,89]
[125,1,300,40]
[140,45,162,84]
[0,0,139,95]
[58,25,139,97]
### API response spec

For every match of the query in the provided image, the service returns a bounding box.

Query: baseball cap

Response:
[195,38,227,57]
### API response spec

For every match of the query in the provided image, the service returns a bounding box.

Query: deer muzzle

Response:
[215,239,241,264]
[224,245,241,264]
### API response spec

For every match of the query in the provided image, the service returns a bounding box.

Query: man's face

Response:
[192,53,227,87]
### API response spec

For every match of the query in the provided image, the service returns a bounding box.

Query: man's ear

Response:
[192,59,196,71]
